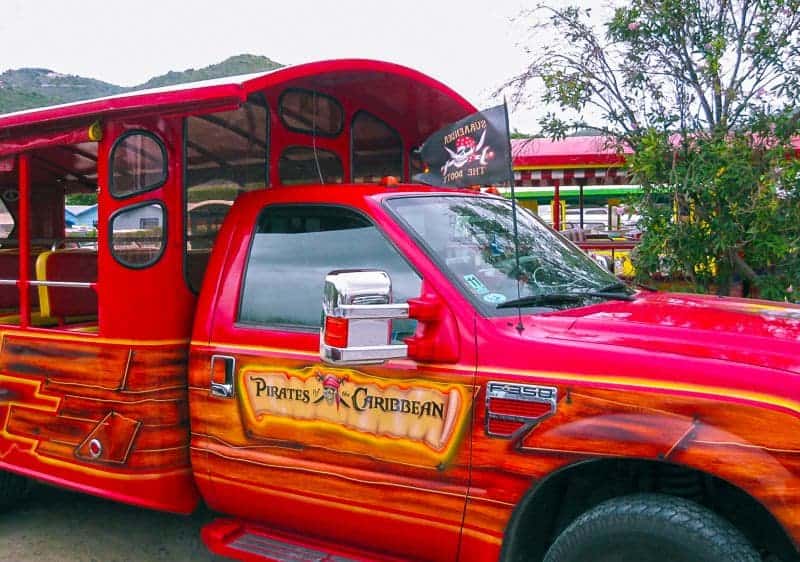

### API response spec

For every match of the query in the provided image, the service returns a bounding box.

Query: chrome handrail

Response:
[0,279,95,289]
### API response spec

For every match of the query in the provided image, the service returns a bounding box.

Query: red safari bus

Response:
[0,59,799,562]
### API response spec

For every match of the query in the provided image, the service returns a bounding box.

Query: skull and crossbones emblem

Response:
[313,373,350,409]
[441,130,491,176]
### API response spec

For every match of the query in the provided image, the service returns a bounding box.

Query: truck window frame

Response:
[234,202,422,334]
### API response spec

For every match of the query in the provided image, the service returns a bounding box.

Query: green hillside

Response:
[0,55,284,115]
[135,54,282,89]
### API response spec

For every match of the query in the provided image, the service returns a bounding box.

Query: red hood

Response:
[545,293,800,374]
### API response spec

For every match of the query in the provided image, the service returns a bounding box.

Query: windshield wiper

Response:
[596,281,631,293]
[497,289,635,309]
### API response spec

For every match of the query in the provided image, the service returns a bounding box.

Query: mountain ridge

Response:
[0,54,284,114]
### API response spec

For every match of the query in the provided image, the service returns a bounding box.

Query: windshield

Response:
[385,195,628,315]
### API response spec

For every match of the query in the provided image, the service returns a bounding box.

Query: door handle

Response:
[210,355,236,398]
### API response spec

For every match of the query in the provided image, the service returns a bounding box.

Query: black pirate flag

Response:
[413,104,511,187]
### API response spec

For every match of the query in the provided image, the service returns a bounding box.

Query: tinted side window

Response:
[239,205,420,338]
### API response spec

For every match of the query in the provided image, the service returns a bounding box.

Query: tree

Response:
[65,193,97,206]
[499,0,800,300]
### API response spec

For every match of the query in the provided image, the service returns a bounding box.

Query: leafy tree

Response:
[65,193,97,205]
[499,0,800,300]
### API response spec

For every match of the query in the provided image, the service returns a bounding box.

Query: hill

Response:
[135,54,282,90]
[0,68,123,113]
[0,54,284,114]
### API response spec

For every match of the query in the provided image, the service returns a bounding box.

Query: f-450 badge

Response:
[485,381,558,439]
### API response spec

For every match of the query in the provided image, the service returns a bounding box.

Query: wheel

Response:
[543,494,760,562]
[0,470,31,511]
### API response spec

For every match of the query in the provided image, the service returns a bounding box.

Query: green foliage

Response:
[630,128,800,300]
[186,184,240,203]
[65,193,98,205]
[134,54,282,90]
[0,68,123,114]
[500,0,800,301]
[0,87,55,114]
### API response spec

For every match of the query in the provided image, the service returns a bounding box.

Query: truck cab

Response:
[1,60,800,562]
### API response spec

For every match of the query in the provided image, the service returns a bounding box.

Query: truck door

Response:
[190,202,475,561]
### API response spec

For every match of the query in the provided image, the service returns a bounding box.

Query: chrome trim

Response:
[337,303,409,319]
[321,270,409,365]
[485,381,558,438]
[88,438,103,459]
[29,280,94,288]
[0,279,95,288]
[210,354,236,398]
[324,270,393,314]
[321,343,408,365]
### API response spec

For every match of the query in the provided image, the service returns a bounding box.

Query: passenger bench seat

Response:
[36,250,97,323]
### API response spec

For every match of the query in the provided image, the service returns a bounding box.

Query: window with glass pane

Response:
[278,147,343,185]
[111,202,165,268]
[279,89,343,136]
[351,112,403,182]
[185,95,268,292]
[239,205,420,341]
[110,132,167,198]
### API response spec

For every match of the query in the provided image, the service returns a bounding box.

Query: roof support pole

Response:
[553,180,561,231]
[18,153,31,328]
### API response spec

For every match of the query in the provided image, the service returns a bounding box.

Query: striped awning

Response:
[514,167,629,187]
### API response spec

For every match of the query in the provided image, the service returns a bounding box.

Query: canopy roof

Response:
[512,136,631,169]
[0,59,476,158]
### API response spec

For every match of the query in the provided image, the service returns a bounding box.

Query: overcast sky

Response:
[0,0,552,131]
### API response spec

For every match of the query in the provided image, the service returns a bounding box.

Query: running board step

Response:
[201,518,405,562]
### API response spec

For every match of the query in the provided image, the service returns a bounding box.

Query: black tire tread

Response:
[543,493,760,562]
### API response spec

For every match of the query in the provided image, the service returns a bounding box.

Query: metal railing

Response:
[0,279,96,289]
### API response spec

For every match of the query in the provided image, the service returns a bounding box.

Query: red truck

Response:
[0,59,799,562]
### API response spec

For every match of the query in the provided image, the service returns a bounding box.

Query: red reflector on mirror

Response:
[324,317,349,348]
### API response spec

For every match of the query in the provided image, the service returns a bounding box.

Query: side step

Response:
[201,518,406,562]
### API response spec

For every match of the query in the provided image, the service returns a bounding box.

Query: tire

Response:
[0,470,31,511]
[543,494,760,562]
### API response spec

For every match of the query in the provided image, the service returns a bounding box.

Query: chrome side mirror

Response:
[320,270,409,365]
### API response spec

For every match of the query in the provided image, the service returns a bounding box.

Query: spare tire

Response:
[543,494,760,562]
